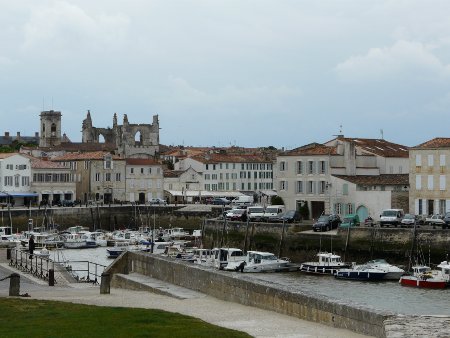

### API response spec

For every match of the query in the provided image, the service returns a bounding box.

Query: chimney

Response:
[4,132,9,137]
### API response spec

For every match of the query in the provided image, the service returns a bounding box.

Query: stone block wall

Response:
[107,251,391,337]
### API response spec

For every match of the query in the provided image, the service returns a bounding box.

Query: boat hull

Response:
[399,276,447,289]
[335,270,387,281]
[300,263,352,275]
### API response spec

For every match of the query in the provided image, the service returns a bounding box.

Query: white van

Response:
[247,205,265,222]
[231,195,253,206]
[380,209,404,227]
[262,205,285,222]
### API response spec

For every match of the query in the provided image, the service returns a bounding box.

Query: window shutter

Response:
[440,175,446,190]
[111,161,114,170]
[416,175,421,190]
[415,199,419,215]
[423,199,427,215]
[415,154,421,166]
[446,200,450,213]
[427,175,433,190]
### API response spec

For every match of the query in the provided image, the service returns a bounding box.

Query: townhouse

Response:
[275,137,409,220]
[125,158,164,203]
[175,151,275,201]
[164,167,202,204]
[0,153,36,206]
[52,152,126,204]
[409,138,450,216]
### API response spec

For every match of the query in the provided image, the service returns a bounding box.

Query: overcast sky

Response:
[1,1,450,149]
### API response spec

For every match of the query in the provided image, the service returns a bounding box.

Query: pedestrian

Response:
[29,235,35,259]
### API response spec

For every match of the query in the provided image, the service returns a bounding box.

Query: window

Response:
[416,175,421,190]
[307,181,314,194]
[115,173,121,181]
[141,168,144,174]
[297,161,303,174]
[347,203,353,214]
[105,173,111,181]
[4,176,12,186]
[319,181,326,194]
[95,173,101,182]
[439,200,446,214]
[319,161,326,174]
[415,154,422,166]
[84,161,89,170]
[22,176,29,186]
[428,175,433,190]
[14,175,19,187]
[335,203,342,215]
[440,154,446,167]
[279,161,286,171]
[104,155,112,169]
[296,181,303,193]
[308,161,314,174]
[130,168,134,174]
[418,199,423,215]
[148,167,152,174]
[440,175,446,190]
[343,184,348,195]
[279,180,287,190]
[428,154,434,167]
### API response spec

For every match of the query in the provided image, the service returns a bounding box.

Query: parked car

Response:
[148,198,167,205]
[425,214,445,226]
[226,209,247,222]
[312,214,341,232]
[60,200,75,207]
[212,197,231,205]
[340,214,360,228]
[443,212,450,229]
[272,210,302,223]
[400,214,416,228]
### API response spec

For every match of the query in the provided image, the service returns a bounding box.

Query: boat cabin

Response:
[317,252,343,266]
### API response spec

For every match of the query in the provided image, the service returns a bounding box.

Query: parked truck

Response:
[231,195,253,206]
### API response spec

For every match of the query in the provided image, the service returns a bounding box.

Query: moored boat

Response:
[364,259,405,280]
[107,247,126,258]
[224,251,296,273]
[335,264,387,281]
[399,265,448,289]
[300,252,352,275]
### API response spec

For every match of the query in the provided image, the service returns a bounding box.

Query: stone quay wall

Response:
[106,251,391,338]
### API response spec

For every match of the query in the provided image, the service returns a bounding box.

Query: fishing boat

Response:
[335,264,388,281]
[399,265,448,289]
[300,252,352,275]
[224,251,297,273]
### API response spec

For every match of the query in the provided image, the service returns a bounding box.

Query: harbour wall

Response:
[106,251,391,337]
[3,206,450,264]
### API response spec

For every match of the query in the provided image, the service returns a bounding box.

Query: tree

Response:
[299,201,310,220]
[271,195,284,205]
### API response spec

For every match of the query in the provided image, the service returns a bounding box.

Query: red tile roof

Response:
[282,143,336,156]
[163,170,186,178]
[413,138,450,149]
[51,151,122,161]
[337,138,409,158]
[31,158,68,169]
[190,153,272,164]
[333,174,409,185]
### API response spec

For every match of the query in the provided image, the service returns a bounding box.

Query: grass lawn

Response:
[0,298,251,338]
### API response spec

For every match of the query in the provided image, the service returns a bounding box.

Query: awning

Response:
[259,190,278,196]
[0,192,39,197]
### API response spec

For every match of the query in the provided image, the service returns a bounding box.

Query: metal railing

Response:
[8,248,107,285]
[9,248,54,281]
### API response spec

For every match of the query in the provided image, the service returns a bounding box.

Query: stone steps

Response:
[112,272,207,300]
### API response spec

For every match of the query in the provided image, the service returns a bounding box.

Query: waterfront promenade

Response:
[0,255,369,338]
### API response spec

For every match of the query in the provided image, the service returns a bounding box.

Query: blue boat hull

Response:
[335,270,387,281]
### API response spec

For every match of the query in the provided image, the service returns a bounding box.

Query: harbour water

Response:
[52,247,450,316]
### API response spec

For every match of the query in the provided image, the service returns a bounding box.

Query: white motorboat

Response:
[213,248,245,269]
[335,264,388,281]
[364,259,405,280]
[300,252,352,275]
[224,251,295,273]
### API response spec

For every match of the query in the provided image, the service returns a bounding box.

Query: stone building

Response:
[125,158,164,203]
[82,111,160,158]
[409,137,450,216]
[275,137,410,220]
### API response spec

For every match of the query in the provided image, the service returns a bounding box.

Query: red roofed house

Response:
[409,137,450,218]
